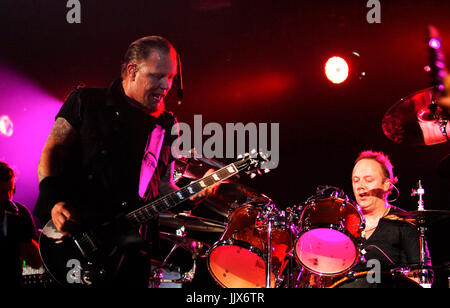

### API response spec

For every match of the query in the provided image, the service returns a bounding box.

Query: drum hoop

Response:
[328,271,374,288]
[298,196,365,233]
[206,238,266,288]
[207,238,265,260]
[294,225,360,276]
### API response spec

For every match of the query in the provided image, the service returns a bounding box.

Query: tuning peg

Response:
[264,168,270,173]
[250,149,257,155]
[237,154,243,159]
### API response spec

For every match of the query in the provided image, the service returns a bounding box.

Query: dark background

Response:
[0,0,449,286]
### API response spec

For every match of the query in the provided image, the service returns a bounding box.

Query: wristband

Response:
[38,176,67,206]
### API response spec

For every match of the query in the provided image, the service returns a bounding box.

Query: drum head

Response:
[207,241,274,288]
[295,228,357,275]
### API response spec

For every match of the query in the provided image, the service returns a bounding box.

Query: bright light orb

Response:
[0,115,14,137]
[325,56,349,84]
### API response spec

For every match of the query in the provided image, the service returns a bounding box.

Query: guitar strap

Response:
[138,124,166,199]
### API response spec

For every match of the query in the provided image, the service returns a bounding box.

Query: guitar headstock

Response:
[234,150,271,178]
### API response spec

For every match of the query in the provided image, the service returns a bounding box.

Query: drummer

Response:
[351,150,432,270]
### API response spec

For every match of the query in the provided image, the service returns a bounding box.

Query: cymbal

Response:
[393,209,450,225]
[159,212,226,233]
[174,155,239,181]
[159,232,210,257]
[196,182,272,218]
[382,87,450,146]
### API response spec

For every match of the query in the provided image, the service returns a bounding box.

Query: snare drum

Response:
[294,194,364,276]
[207,202,292,288]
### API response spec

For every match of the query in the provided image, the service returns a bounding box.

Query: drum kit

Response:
[148,153,449,288]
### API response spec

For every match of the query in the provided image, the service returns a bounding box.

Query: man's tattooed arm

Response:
[38,117,78,182]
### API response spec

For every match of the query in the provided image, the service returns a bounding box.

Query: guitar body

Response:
[39,219,143,287]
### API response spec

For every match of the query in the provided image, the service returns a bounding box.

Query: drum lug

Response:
[346,271,356,281]
[310,201,317,211]
[231,231,239,240]
[338,218,346,231]
[302,217,311,231]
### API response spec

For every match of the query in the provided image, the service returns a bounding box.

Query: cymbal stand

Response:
[149,226,188,288]
[266,215,273,288]
[411,180,433,287]
[259,203,276,288]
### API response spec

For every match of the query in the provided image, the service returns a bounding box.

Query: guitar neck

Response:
[125,162,239,226]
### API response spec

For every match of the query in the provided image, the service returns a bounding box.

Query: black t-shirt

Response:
[34,78,178,224]
[354,206,427,272]
[0,201,38,287]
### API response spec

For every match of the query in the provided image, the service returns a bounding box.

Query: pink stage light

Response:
[0,115,14,137]
[0,63,62,211]
[324,56,349,84]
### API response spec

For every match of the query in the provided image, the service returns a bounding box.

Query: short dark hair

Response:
[121,36,177,77]
[0,161,15,182]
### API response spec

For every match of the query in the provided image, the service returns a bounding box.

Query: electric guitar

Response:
[39,152,269,287]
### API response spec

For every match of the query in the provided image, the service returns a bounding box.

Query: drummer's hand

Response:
[189,169,220,203]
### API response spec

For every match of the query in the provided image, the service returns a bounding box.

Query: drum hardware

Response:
[206,201,291,288]
[149,231,210,288]
[265,214,274,288]
[197,182,272,219]
[159,212,226,233]
[149,233,184,288]
[411,180,432,287]
[315,185,346,198]
[388,180,450,288]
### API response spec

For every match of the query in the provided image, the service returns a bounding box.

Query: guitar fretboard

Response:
[125,163,240,226]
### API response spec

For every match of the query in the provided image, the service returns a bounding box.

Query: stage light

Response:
[324,56,349,84]
[0,115,13,137]
[428,38,441,50]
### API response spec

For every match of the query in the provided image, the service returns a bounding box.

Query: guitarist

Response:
[34,36,215,287]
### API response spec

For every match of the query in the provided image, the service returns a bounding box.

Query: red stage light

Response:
[0,115,14,137]
[324,56,349,84]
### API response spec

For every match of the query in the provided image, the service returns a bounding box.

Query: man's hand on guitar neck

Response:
[189,168,220,204]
